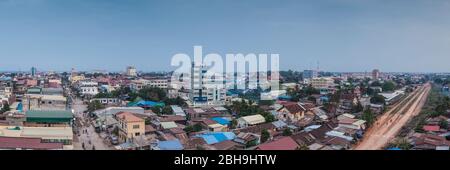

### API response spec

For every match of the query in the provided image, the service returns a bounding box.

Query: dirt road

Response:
[354,83,431,150]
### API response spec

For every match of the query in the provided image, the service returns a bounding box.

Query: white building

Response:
[379,90,405,105]
[78,81,99,96]
[237,114,266,128]
[189,63,226,107]
[129,78,169,91]
[126,66,137,77]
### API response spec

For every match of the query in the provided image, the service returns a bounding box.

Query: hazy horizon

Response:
[1,0,450,72]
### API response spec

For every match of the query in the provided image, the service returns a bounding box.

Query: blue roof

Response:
[158,140,184,150]
[387,147,402,150]
[211,117,230,125]
[127,100,165,107]
[278,95,292,100]
[16,102,23,112]
[196,132,236,145]
[0,77,12,81]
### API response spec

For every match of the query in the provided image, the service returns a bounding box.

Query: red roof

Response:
[0,137,63,150]
[282,103,306,114]
[423,125,440,132]
[257,137,299,150]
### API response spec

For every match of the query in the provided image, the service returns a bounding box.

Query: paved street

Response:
[72,98,114,150]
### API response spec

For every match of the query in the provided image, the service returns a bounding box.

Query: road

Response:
[354,83,431,150]
[71,98,114,150]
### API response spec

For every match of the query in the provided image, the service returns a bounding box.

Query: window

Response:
[135,132,140,136]
[133,125,140,129]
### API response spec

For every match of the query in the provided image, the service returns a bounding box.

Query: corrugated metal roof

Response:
[196,132,236,145]
[157,139,184,150]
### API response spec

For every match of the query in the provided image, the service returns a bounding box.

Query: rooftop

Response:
[257,137,299,150]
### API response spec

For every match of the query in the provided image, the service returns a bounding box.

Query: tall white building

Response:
[126,66,137,77]
[189,62,226,107]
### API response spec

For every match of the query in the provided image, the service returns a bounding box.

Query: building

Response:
[78,81,99,96]
[90,98,121,106]
[310,77,334,90]
[31,67,37,77]
[94,107,144,117]
[237,114,266,128]
[303,70,318,80]
[116,112,145,143]
[189,62,226,106]
[379,90,405,105]
[0,136,63,150]
[129,78,169,91]
[70,75,85,84]
[372,69,380,80]
[0,126,73,149]
[276,103,307,123]
[257,137,299,150]
[22,94,67,111]
[25,110,73,127]
[126,66,137,77]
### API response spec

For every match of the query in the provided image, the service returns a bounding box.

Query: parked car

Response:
[110,136,119,145]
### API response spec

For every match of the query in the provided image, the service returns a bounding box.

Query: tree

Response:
[137,87,167,101]
[163,96,187,107]
[162,106,174,115]
[261,129,270,143]
[382,81,396,92]
[184,124,203,133]
[230,119,238,129]
[371,81,382,87]
[303,85,320,95]
[352,101,364,113]
[0,102,11,113]
[261,112,275,123]
[183,126,194,133]
[282,129,292,136]
[193,123,203,132]
[362,109,375,126]
[370,94,385,105]
[439,119,448,129]
[298,144,310,150]
[435,103,448,115]
[87,100,105,112]
[392,138,411,150]
[151,106,162,115]
[93,92,113,98]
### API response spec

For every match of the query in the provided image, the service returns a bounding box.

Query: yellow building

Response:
[116,112,145,143]
[310,77,334,89]
[70,75,85,84]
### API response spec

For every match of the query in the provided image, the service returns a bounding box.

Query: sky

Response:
[1,0,450,73]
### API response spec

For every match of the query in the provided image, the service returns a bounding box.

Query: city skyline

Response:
[1,0,450,72]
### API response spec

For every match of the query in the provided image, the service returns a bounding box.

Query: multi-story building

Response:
[22,94,67,111]
[372,69,380,80]
[126,66,137,77]
[115,112,145,143]
[310,77,334,89]
[78,81,99,96]
[303,70,318,80]
[129,78,169,91]
[189,62,226,107]
[31,67,37,77]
